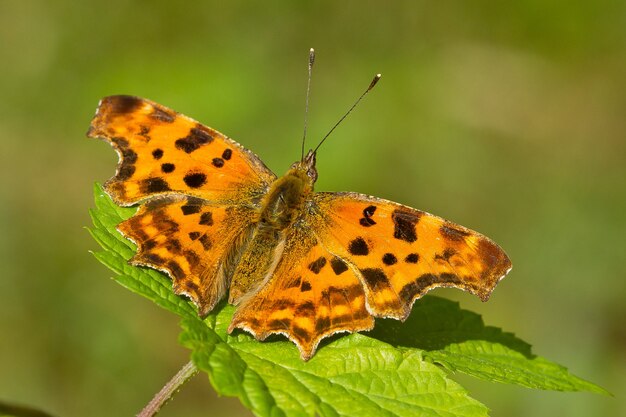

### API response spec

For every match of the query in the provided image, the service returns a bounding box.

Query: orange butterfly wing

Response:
[89,96,275,312]
[117,197,255,314]
[88,95,275,205]
[229,225,374,360]
[229,191,511,359]
[312,192,512,320]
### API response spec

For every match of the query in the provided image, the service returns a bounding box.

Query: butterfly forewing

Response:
[90,95,277,314]
[88,95,276,206]
[312,192,512,320]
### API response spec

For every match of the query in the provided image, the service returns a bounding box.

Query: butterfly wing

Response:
[88,95,276,205]
[312,192,512,320]
[229,223,375,360]
[230,191,510,359]
[118,196,255,314]
[89,95,276,314]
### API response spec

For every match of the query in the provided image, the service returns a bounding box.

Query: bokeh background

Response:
[1,1,624,416]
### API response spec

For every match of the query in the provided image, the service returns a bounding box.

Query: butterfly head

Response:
[290,149,318,184]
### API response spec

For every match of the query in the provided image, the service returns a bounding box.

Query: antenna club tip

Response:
[368,73,382,90]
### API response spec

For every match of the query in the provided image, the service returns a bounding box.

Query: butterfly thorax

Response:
[227,154,317,304]
[258,167,312,228]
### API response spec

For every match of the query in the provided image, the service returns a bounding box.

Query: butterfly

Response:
[88,72,511,360]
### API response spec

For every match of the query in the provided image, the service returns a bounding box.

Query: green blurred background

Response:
[1,1,624,416]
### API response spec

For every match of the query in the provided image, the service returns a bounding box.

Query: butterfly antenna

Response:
[312,73,381,155]
[301,48,315,162]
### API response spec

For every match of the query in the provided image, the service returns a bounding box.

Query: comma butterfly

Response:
[88,51,511,360]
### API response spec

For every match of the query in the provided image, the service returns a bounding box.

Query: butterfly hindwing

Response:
[312,192,512,320]
[229,225,374,360]
[88,95,276,206]
[118,196,256,314]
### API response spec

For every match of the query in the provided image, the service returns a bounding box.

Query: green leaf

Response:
[181,308,489,417]
[89,182,608,417]
[426,342,608,394]
[92,182,136,221]
[369,297,609,394]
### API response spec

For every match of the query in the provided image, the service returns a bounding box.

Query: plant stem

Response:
[137,360,199,417]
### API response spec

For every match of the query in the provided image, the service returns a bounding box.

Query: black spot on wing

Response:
[308,257,327,274]
[142,240,157,250]
[301,281,312,292]
[268,318,291,330]
[199,211,214,226]
[184,281,199,293]
[363,205,377,217]
[399,273,462,303]
[320,288,331,306]
[392,209,420,243]
[405,253,419,264]
[382,253,397,265]
[152,149,163,159]
[330,257,349,275]
[184,250,200,267]
[140,177,171,193]
[165,238,182,253]
[440,223,470,241]
[183,173,207,188]
[111,137,137,180]
[348,237,369,255]
[175,127,214,153]
[161,163,175,173]
[359,217,376,227]
[142,253,165,265]
[315,317,331,332]
[292,325,310,342]
[188,231,201,240]
[295,301,316,316]
[434,248,456,262]
[138,125,151,140]
[361,268,389,290]
[222,149,232,160]
[108,95,142,114]
[117,160,136,180]
[212,158,225,168]
[181,204,201,215]
[359,205,377,227]
[150,210,179,233]
[150,107,176,123]
[167,260,184,279]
